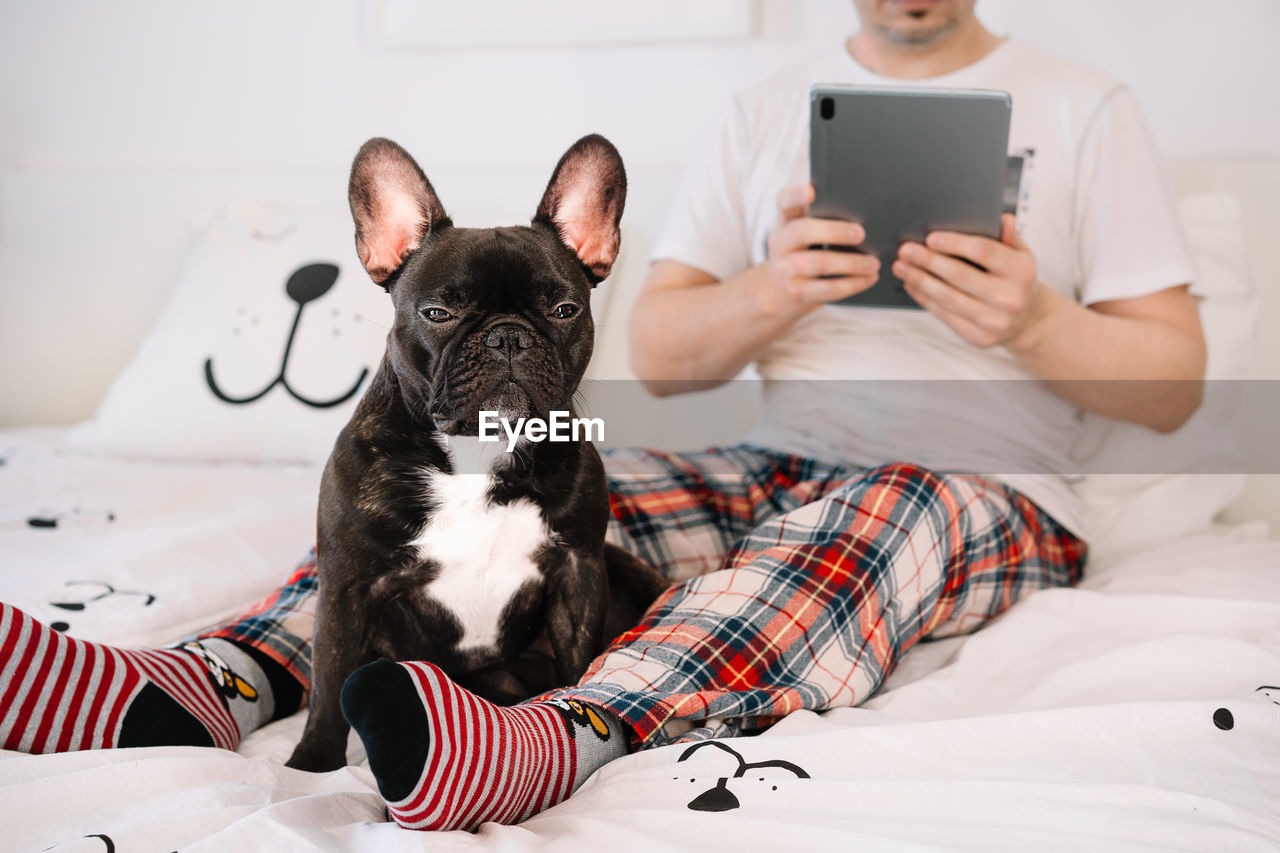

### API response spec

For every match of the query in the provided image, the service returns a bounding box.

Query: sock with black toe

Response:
[0,602,302,752]
[341,659,629,831]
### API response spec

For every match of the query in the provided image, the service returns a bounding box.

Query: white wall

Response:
[2,0,1278,425]
[3,0,1275,173]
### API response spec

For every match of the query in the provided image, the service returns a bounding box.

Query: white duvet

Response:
[2,428,1279,852]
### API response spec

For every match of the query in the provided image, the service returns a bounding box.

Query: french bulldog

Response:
[285,134,667,773]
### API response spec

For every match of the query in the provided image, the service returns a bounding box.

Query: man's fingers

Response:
[770,217,866,257]
[898,242,989,300]
[787,274,878,305]
[776,184,816,221]
[780,248,879,280]
[1000,213,1027,249]
[893,259,990,323]
[924,230,1016,277]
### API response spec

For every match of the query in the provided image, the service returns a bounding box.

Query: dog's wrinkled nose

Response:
[485,323,533,351]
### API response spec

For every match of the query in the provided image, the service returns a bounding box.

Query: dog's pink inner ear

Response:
[356,193,425,284]
[536,136,626,282]
[552,180,621,281]
[349,139,446,285]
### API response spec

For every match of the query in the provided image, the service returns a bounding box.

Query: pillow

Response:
[1074,192,1255,558]
[67,200,393,465]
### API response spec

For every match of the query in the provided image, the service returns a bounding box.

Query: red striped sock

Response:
[0,603,247,752]
[341,659,627,831]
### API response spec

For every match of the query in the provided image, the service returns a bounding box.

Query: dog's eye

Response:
[550,303,579,320]
[422,307,454,323]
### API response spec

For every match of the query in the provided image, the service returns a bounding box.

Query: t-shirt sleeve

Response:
[650,97,755,281]
[1074,85,1197,305]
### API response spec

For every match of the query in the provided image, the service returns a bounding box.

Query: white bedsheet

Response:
[2,428,1279,852]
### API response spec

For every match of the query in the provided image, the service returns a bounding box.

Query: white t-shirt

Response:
[651,38,1196,540]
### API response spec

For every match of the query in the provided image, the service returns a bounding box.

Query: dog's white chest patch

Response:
[410,438,551,652]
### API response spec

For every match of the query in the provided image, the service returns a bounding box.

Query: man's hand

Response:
[627,184,880,394]
[893,211,1206,431]
[893,213,1047,349]
[761,184,880,315]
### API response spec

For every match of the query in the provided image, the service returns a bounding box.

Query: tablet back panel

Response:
[810,85,1011,309]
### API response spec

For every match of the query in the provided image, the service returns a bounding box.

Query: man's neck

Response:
[846,19,1003,80]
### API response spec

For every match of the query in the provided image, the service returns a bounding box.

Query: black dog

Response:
[286,135,667,772]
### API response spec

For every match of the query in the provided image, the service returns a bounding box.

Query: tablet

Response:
[809,84,1011,309]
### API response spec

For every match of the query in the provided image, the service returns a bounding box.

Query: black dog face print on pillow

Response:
[69,201,389,464]
[204,262,369,409]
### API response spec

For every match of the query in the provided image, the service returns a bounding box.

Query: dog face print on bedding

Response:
[673,740,810,813]
[44,579,155,633]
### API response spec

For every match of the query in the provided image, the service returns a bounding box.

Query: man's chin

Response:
[878,2,958,46]
[881,19,956,46]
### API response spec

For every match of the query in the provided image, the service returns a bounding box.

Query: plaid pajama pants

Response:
[200,553,317,687]
[210,445,1086,750]
[539,446,1086,748]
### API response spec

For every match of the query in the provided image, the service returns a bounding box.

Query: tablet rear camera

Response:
[820,97,835,120]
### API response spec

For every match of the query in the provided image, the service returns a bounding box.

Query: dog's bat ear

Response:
[348,138,450,287]
[534,134,627,284]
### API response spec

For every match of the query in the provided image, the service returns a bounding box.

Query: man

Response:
[0,0,1203,833]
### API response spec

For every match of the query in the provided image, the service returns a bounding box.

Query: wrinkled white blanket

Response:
[2,429,1278,852]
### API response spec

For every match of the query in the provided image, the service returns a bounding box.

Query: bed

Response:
[2,159,1279,851]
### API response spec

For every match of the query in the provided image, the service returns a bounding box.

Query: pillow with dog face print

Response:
[67,199,392,465]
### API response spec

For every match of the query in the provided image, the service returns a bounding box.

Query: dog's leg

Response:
[285,580,371,771]
[545,549,609,686]
[602,543,669,642]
